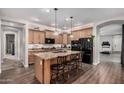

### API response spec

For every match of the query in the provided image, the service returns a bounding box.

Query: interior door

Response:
[112,35,122,52]
[4,31,18,59]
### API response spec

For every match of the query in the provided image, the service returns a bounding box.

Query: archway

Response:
[93,19,124,65]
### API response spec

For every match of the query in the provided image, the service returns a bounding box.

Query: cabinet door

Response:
[33,31,40,44]
[72,31,79,40]
[63,34,68,44]
[80,30,85,38]
[45,31,54,38]
[67,34,71,44]
[39,31,45,44]
[79,28,93,38]
[86,28,92,37]
[29,30,34,44]
[55,34,63,44]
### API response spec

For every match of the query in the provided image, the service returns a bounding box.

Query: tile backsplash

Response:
[28,44,71,49]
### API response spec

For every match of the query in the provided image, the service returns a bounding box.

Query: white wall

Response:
[100,36,113,52]
[100,24,122,35]
[112,35,122,52]
[100,24,122,52]
[0,19,27,69]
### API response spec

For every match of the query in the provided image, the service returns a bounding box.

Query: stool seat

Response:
[51,64,64,70]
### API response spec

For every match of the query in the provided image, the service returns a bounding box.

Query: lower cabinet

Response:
[28,53,35,64]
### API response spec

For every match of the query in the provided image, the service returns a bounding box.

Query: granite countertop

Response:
[28,48,71,52]
[34,50,80,60]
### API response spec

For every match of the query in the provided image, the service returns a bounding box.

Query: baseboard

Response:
[24,64,29,68]
[93,61,100,65]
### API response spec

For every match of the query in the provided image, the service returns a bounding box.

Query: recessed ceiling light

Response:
[9,23,15,26]
[63,26,68,29]
[53,32,59,36]
[46,9,50,13]
[51,23,58,26]
[41,8,51,13]
[30,17,39,22]
[65,18,70,21]
[74,23,82,26]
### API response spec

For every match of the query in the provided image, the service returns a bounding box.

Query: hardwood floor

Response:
[0,64,40,84]
[73,62,124,84]
[0,62,124,84]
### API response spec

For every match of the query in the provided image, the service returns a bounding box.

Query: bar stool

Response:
[50,56,67,83]
[71,53,80,71]
[76,53,83,70]
[65,53,80,78]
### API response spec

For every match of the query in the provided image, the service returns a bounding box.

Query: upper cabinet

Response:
[28,29,45,44]
[39,31,45,44]
[29,30,34,44]
[67,34,71,44]
[62,34,68,44]
[28,27,93,44]
[71,31,80,40]
[62,34,71,44]
[45,30,54,38]
[55,34,63,44]
[72,27,93,40]
[45,30,63,44]
[33,31,40,44]
[81,28,92,38]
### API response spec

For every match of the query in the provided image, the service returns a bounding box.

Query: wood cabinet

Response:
[28,27,93,44]
[67,34,71,44]
[45,30,54,38]
[29,30,34,44]
[45,30,63,44]
[72,31,80,40]
[62,34,71,44]
[62,34,68,44]
[80,28,92,38]
[28,53,35,64]
[55,34,63,44]
[33,31,40,44]
[71,27,93,40]
[28,29,45,44]
[39,31,45,44]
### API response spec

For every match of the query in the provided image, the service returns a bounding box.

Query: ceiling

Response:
[0,8,124,30]
[100,24,122,36]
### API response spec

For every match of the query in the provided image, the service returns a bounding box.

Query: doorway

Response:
[1,29,22,71]
[112,35,122,52]
[4,31,18,59]
[99,24,122,63]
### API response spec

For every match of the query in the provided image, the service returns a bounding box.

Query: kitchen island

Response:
[34,50,80,84]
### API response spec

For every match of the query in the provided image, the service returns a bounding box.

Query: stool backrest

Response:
[57,56,66,66]
[71,53,80,61]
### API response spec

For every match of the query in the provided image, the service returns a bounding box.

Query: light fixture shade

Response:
[53,32,59,36]
[41,8,50,13]
[70,34,74,38]
[87,38,90,42]
[69,16,74,38]
[53,8,59,36]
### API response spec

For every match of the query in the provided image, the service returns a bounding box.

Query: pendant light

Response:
[70,16,74,38]
[53,8,59,36]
